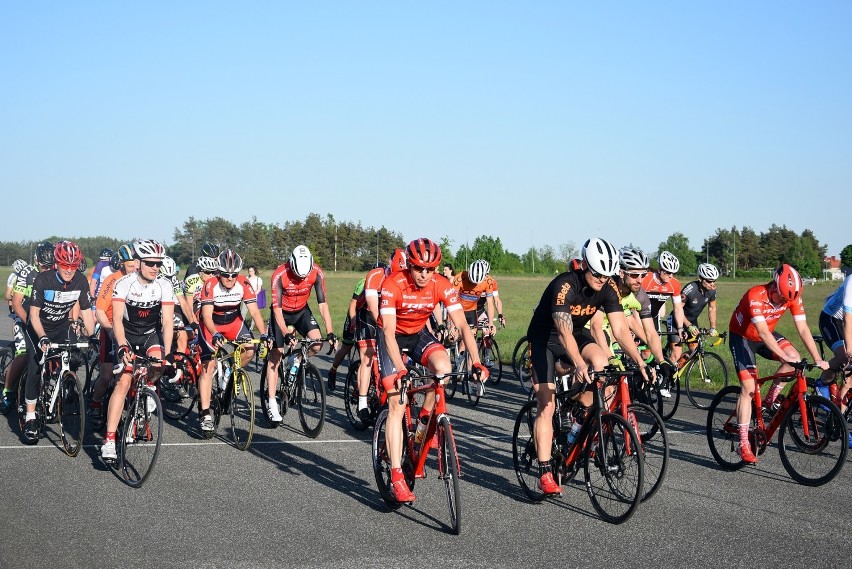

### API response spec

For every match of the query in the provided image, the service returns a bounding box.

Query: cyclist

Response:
[22,241,95,444]
[196,249,266,437]
[326,276,363,391]
[816,272,852,426]
[681,263,720,338]
[181,242,220,331]
[6,259,27,313]
[100,240,175,462]
[728,264,828,463]
[88,247,114,301]
[451,259,501,334]
[159,255,192,354]
[527,237,649,495]
[641,251,688,374]
[264,245,338,424]
[378,238,489,503]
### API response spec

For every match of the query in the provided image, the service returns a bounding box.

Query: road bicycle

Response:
[203,337,258,450]
[343,353,383,431]
[659,329,729,418]
[259,337,327,438]
[706,360,847,486]
[372,367,467,534]
[18,338,89,456]
[445,331,486,407]
[159,329,203,422]
[512,335,533,394]
[512,368,645,524]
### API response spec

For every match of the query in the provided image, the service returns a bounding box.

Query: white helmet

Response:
[697,263,719,281]
[197,256,219,273]
[159,256,177,278]
[581,238,620,277]
[618,247,649,271]
[133,239,166,260]
[290,245,313,278]
[658,251,680,274]
[468,259,490,284]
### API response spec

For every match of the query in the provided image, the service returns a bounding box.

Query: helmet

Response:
[373,261,388,270]
[12,259,27,273]
[200,242,220,258]
[581,238,619,277]
[619,247,650,271]
[774,264,803,302]
[133,239,166,260]
[117,243,134,263]
[197,256,219,273]
[697,263,720,281]
[78,257,88,273]
[468,259,490,284]
[99,247,114,260]
[217,249,243,273]
[35,242,54,267]
[160,256,177,278]
[658,251,680,274]
[388,248,407,274]
[405,238,442,269]
[290,245,314,278]
[54,241,84,268]
[109,252,122,272]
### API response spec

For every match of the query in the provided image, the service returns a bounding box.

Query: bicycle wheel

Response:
[58,372,84,457]
[343,365,366,430]
[0,346,15,387]
[461,355,482,407]
[655,373,680,421]
[584,413,644,524]
[778,395,848,486]
[706,386,749,470]
[120,386,162,488]
[372,409,415,510]
[684,352,729,409]
[512,336,533,394]
[512,400,549,502]
[437,415,462,535]
[161,372,199,421]
[479,336,502,385]
[229,369,254,450]
[446,354,463,399]
[297,362,326,438]
[627,403,668,502]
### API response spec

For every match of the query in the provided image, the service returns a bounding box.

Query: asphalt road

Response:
[0,340,849,569]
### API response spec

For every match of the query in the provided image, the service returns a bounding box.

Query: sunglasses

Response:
[588,269,609,281]
[141,260,163,268]
[410,265,436,274]
[58,263,78,271]
[660,270,673,276]
[702,279,716,284]
[220,272,239,279]
[625,271,647,279]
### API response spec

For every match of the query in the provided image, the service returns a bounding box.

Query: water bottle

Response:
[559,406,573,432]
[414,415,429,445]
[287,355,300,385]
[566,420,582,445]
[221,364,231,390]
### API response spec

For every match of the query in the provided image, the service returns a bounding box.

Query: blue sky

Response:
[2,2,850,259]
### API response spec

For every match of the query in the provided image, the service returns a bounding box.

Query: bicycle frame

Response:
[750,367,812,440]
[41,341,89,417]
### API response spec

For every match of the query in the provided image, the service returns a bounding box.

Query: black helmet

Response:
[99,247,114,260]
[109,252,122,272]
[78,257,88,273]
[200,242,220,258]
[35,242,55,267]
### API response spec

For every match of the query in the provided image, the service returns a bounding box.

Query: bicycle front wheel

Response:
[58,372,84,457]
[120,386,162,488]
[778,395,848,486]
[706,386,748,471]
[372,409,415,510]
[480,336,502,385]
[229,369,254,450]
[297,362,326,438]
[437,415,462,535]
[584,413,644,524]
[684,352,729,409]
[512,336,533,394]
[512,401,548,502]
[655,373,680,421]
[627,403,668,502]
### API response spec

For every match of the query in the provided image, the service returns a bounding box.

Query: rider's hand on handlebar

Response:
[471,362,489,382]
[687,325,699,339]
[708,327,718,337]
[382,369,409,393]
[814,359,830,371]
[326,332,339,349]
[212,333,225,348]
[575,363,592,384]
[117,344,133,364]
[498,314,506,328]
[38,336,50,352]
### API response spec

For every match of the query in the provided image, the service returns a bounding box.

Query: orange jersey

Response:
[729,283,806,342]
[451,272,498,312]
[380,272,462,335]
[95,270,125,321]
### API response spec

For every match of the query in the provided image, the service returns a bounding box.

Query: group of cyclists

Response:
[2,233,850,503]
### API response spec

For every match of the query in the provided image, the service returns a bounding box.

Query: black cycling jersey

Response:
[527,269,622,344]
[29,270,92,335]
[681,280,716,325]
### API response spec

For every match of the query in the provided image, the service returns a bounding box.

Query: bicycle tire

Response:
[684,352,729,410]
[655,373,680,421]
[371,409,415,510]
[58,371,84,457]
[343,365,366,430]
[479,335,502,385]
[297,362,326,438]
[706,385,750,471]
[512,400,548,502]
[229,368,254,450]
[446,354,463,399]
[512,336,533,394]
[627,402,668,502]
[437,415,462,535]
[778,395,848,486]
[460,355,482,407]
[584,413,644,524]
[120,386,162,488]
[0,346,15,392]
[161,371,199,421]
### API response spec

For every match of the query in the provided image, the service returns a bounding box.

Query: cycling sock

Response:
[539,463,552,476]
[358,396,367,410]
[2,388,10,396]
[765,384,782,408]
[105,431,116,442]
[738,423,749,447]
[25,412,36,421]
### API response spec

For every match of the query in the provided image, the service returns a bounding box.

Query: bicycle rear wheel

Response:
[58,372,84,457]
[479,336,502,385]
[778,395,848,486]
[161,373,199,421]
[584,413,644,524]
[297,362,326,438]
[684,352,728,409]
[512,336,533,394]
[627,403,668,502]
[706,386,749,470]
[372,409,415,510]
[229,369,254,450]
[512,401,548,502]
[120,387,162,488]
[437,415,462,535]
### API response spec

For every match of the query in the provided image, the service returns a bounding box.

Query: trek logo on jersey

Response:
[570,305,597,317]
[43,290,81,303]
[555,282,571,306]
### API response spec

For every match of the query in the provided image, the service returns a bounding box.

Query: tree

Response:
[840,244,852,269]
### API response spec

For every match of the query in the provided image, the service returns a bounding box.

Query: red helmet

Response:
[388,248,407,274]
[54,240,83,269]
[773,264,803,301]
[406,238,442,269]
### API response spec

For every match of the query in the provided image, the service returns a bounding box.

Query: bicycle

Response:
[511,335,533,394]
[343,353,382,431]
[17,337,89,456]
[445,329,486,407]
[203,337,258,450]
[159,329,202,422]
[259,337,327,438]
[706,360,847,486]
[512,368,645,524]
[659,329,729,417]
[372,367,467,534]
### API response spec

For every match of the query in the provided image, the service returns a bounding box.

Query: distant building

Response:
[823,255,844,280]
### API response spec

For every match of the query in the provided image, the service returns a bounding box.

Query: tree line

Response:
[0,215,845,278]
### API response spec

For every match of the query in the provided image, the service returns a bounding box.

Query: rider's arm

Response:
[246,302,266,335]
[641,316,666,364]
[554,311,584,376]
[793,317,826,366]
[317,301,333,336]
[201,303,217,338]
[588,310,612,356]
[380,312,407,374]
[161,303,174,355]
[111,300,128,348]
[708,299,717,329]
[11,291,27,322]
[609,310,647,373]
[80,303,95,337]
[753,319,793,362]
[28,306,47,340]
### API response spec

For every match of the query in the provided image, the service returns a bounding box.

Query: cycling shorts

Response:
[269,307,319,347]
[376,326,444,383]
[529,330,596,386]
[116,331,165,374]
[341,314,355,346]
[200,319,253,362]
[729,331,792,381]
[98,327,116,365]
[818,311,846,353]
[355,307,378,347]
[12,316,27,357]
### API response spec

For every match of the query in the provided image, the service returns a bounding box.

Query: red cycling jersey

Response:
[380,271,462,335]
[199,274,257,327]
[641,272,683,318]
[359,266,387,312]
[729,283,806,342]
[269,263,327,313]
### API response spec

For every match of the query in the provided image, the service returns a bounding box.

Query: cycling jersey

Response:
[641,272,683,319]
[379,271,462,336]
[89,259,113,298]
[199,274,258,327]
[681,280,717,325]
[822,274,852,320]
[96,271,126,321]
[269,263,328,313]
[729,283,806,342]
[112,273,176,336]
[12,264,38,313]
[167,274,186,321]
[451,272,497,313]
[29,270,92,335]
[527,269,622,344]
[183,271,208,316]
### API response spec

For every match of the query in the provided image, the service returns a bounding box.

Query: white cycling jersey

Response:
[822,274,852,320]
